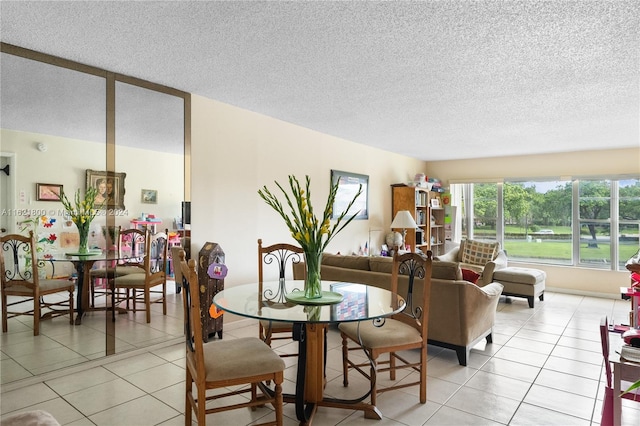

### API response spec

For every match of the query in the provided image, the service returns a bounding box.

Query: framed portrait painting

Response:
[86,169,126,210]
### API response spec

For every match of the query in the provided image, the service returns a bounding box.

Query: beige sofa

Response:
[293,254,503,365]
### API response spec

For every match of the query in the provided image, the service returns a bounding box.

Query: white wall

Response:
[190,95,426,288]
[425,148,640,297]
[0,128,184,247]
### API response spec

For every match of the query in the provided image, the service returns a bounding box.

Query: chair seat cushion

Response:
[5,279,73,295]
[202,337,285,381]
[90,267,129,278]
[339,318,422,349]
[113,273,146,287]
[116,265,144,275]
[259,319,293,330]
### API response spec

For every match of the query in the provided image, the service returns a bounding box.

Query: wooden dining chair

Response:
[0,231,75,336]
[257,238,304,357]
[179,251,285,425]
[89,227,147,307]
[114,228,167,323]
[339,250,433,408]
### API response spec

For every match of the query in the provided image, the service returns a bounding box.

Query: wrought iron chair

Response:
[339,251,433,408]
[114,228,167,323]
[179,250,285,425]
[258,238,304,357]
[1,231,74,336]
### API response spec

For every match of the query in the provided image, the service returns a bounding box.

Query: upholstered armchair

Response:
[435,239,507,286]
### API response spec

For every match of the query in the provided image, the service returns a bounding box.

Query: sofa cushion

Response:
[368,256,393,273]
[460,239,499,266]
[322,253,370,271]
[432,261,462,280]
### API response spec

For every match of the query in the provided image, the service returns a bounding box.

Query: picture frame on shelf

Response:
[430,198,440,208]
[86,169,126,210]
[36,183,63,201]
[331,169,368,220]
[141,189,158,204]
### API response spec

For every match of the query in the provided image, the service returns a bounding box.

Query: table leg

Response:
[290,323,382,425]
[73,260,98,325]
[293,323,320,423]
[74,261,86,325]
[613,363,621,426]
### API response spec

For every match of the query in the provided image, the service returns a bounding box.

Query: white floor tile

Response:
[1,291,634,425]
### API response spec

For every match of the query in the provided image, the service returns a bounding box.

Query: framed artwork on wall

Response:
[86,169,126,210]
[36,183,63,201]
[141,189,158,204]
[330,169,369,220]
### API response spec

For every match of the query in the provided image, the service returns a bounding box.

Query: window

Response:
[467,183,498,242]
[619,179,640,269]
[453,176,639,270]
[578,180,611,267]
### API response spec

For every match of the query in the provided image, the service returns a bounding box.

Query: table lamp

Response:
[390,210,419,250]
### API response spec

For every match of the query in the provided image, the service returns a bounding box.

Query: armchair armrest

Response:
[478,250,508,286]
[459,281,504,342]
[434,247,460,263]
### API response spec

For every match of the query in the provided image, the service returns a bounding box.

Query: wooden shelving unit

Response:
[429,204,445,256]
[391,185,428,254]
[391,184,446,256]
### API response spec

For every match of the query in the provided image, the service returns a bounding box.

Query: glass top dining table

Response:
[213,280,406,424]
[213,280,405,324]
[42,250,142,326]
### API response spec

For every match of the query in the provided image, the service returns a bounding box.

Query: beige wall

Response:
[190,95,426,288]
[425,148,640,297]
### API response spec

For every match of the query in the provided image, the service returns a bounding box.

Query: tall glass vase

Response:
[77,223,90,254]
[304,250,323,299]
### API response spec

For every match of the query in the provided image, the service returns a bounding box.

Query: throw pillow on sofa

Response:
[461,268,481,284]
[460,239,499,266]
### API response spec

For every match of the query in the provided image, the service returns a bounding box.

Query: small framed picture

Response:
[430,198,440,208]
[36,183,63,201]
[141,189,158,204]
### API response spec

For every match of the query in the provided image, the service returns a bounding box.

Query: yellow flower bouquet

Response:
[59,187,103,254]
[258,175,362,298]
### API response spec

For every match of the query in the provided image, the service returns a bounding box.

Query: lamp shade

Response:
[391,210,418,229]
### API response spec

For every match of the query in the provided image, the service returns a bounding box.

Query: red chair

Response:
[599,316,640,426]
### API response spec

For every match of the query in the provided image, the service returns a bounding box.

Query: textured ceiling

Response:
[1,1,638,161]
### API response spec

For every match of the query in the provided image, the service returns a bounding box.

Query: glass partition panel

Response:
[0,48,188,383]
[113,80,185,354]
[0,51,108,381]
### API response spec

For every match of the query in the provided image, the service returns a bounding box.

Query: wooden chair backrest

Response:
[181,256,205,377]
[145,229,168,280]
[0,231,39,292]
[119,228,148,267]
[257,238,304,298]
[390,250,433,338]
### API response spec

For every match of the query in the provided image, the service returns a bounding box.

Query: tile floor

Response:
[2,289,640,425]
